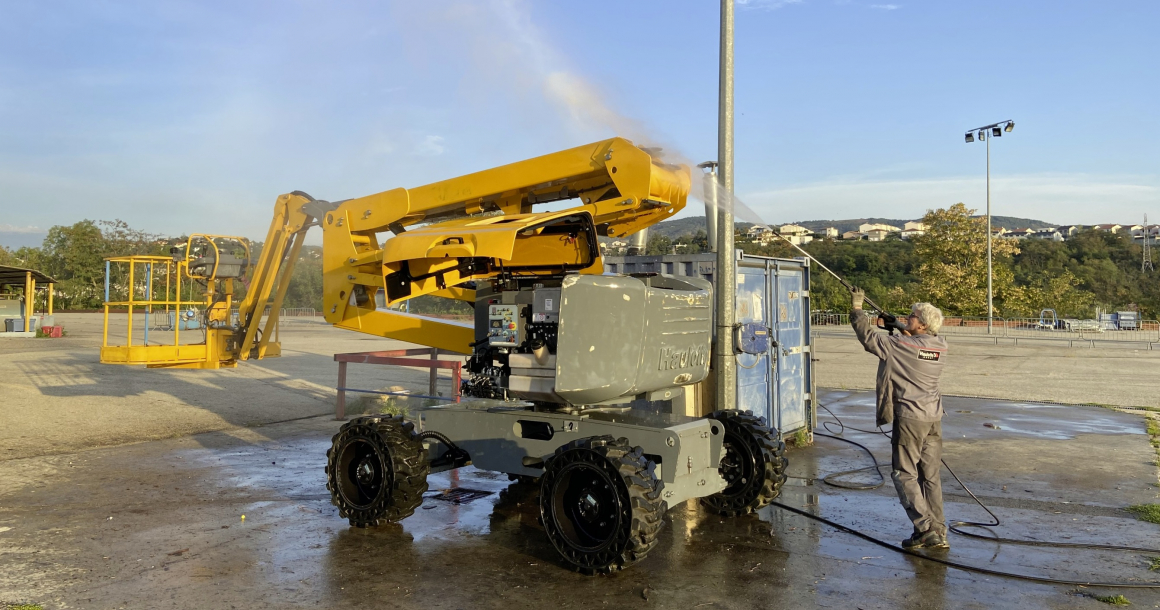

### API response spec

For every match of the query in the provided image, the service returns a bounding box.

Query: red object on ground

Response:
[332,348,463,420]
[43,325,63,338]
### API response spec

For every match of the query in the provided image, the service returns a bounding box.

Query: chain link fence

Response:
[811,312,1160,347]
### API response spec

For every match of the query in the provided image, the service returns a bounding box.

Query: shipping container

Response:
[604,252,814,436]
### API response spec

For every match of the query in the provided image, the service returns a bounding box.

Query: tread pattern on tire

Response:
[326,415,430,527]
[540,435,666,575]
[701,410,789,517]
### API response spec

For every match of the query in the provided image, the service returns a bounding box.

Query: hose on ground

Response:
[771,402,1160,588]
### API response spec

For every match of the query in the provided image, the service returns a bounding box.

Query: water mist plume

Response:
[394,0,772,229]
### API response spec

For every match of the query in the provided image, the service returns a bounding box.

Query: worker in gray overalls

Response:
[850,289,950,549]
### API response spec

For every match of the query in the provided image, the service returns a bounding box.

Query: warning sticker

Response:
[917,349,942,362]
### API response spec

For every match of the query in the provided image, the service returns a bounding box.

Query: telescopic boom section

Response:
[315,137,690,354]
[230,137,689,360]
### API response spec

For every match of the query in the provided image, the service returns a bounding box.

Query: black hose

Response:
[782,401,1160,587]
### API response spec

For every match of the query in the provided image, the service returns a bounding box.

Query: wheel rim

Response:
[550,457,622,551]
[718,433,757,499]
[337,438,388,509]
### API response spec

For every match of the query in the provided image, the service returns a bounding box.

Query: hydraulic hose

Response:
[773,402,1160,588]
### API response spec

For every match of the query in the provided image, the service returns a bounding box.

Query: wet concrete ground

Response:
[3,390,1160,609]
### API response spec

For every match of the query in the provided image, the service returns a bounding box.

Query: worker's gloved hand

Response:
[851,287,865,310]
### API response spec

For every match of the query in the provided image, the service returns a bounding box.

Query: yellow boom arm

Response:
[105,137,690,368]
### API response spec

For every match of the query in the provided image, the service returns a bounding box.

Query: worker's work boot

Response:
[902,529,949,549]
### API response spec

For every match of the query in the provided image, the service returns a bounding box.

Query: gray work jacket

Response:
[851,309,947,422]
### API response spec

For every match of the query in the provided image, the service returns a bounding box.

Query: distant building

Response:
[864,229,892,242]
[778,224,810,235]
[823,227,839,238]
[858,222,901,233]
[841,230,863,240]
[1057,225,1084,238]
[1029,229,1063,241]
[1094,224,1122,233]
[746,225,772,240]
[901,221,926,239]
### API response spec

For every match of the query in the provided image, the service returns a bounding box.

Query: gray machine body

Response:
[418,272,726,508]
[495,273,713,407]
[412,400,728,509]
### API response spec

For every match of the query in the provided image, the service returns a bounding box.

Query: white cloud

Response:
[870,4,901,9]
[0,224,43,233]
[413,135,446,157]
[736,173,1160,225]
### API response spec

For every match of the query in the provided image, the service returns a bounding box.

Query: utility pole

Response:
[1144,214,1154,272]
[714,0,736,412]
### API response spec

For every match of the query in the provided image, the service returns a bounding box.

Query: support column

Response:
[48,283,54,316]
[336,361,348,420]
[24,271,33,333]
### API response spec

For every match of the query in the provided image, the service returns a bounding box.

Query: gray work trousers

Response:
[890,417,945,536]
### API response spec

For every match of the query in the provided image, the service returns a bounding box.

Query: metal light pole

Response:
[714,0,736,412]
[965,120,1014,335]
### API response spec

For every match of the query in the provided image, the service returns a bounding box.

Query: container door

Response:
[774,270,806,432]
[734,267,773,422]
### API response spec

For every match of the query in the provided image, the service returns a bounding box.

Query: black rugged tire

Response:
[701,410,788,516]
[540,435,666,575]
[326,415,430,527]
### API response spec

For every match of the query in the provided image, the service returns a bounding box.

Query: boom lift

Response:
[101,137,789,573]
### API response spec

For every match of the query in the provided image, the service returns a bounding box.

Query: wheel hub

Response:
[355,458,378,486]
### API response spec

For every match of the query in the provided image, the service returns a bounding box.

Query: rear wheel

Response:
[326,415,430,527]
[701,410,788,516]
[540,436,665,574]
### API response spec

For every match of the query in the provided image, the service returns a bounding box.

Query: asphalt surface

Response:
[3,389,1159,609]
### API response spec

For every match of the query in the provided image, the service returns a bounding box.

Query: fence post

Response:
[336,361,348,420]
[429,348,439,396]
[453,362,462,403]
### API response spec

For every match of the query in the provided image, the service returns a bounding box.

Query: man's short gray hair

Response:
[912,302,943,335]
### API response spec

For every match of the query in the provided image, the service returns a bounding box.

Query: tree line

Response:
[642,203,1159,319]
[5,205,1157,319]
[0,220,322,311]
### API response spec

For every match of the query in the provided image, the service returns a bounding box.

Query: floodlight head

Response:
[965,132,975,143]
[978,130,985,141]
[992,127,1002,137]
[1005,121,1014,132]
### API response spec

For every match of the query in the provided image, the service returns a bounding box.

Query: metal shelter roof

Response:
[0,265,57,288]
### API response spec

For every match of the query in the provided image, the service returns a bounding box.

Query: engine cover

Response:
[552,274,712,405]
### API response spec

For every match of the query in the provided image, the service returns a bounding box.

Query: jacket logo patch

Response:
[917,349,942,362]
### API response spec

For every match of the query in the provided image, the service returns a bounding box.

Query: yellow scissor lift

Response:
[101,234,281,369]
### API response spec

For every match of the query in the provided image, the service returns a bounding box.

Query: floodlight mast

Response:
[964,120,1015,335]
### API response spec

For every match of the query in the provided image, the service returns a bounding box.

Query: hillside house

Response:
[858,222,901,234]
[901,221,926,239]
[1094,224,1122,233]
[777,224,813,245]
[822,227,839,238]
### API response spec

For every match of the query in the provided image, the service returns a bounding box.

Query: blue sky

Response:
[1,0,1157,247]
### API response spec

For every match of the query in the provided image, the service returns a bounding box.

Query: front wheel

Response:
[326,415,430,527]
[540,436,665,574]
[701,410,788,516]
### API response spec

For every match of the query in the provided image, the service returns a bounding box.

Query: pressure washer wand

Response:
[766,231,883,312]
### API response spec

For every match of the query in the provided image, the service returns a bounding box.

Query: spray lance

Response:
[767,231,908,334]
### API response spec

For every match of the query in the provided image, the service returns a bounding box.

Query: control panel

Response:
[488,304,523,346]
